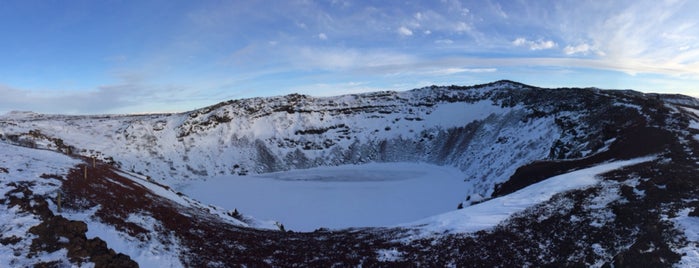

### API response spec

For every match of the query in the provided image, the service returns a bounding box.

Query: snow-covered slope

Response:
[0,81,624,200]
[2,80,699,266]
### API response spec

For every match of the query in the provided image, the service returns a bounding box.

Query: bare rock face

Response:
[690,207,699,217]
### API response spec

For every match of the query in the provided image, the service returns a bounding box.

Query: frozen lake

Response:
[178,162,468,231]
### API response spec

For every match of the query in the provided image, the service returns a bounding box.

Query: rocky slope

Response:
[1,80,699,266]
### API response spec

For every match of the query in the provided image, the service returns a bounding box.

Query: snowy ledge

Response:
[401,156,657,237]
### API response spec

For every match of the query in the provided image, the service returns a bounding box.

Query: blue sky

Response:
[1,0,699,114]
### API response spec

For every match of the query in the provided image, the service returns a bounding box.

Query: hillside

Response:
[1,80,699,266]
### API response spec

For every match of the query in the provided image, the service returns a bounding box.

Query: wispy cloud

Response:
[426,67,497,75]
[2,1,699,114]
[513,38,557,50]
[0,78,226,115]
[563,44,593,55]
[398,26,413,36]
[289,47,417,72]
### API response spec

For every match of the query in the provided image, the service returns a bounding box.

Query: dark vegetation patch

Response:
[1,180,137,267]
[294,124,347,135]
[493,126,675,197]
[3,129,77,155]
[492,87,680,198]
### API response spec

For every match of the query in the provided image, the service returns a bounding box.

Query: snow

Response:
[587,181,621,228]
[113,170,251,228]
[177,162,468,231]
[0,206,41,267]
[421,101,508,129]
[681,107,699,118]
[0,141,184,267]
[87,221,183,267]
[672,209,699,267]
[402,156,656,236]
[0,86,524,185]
[60,206,185,268]
[115,170,192,207]
[376,248,404,262]
[690,120,699,130]
[0,142,82,267]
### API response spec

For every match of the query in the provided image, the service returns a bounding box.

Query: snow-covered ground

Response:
[59,207,184,268]
[402,157,657,237]
[0,141,186,267]
[177,162,468,231]
[672,209,699,267]
[0,143,82,267]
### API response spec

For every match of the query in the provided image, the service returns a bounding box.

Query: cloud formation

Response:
[398,26,413,36]
[513,38,557,50]
[564,44,593,55]
[1,0,698,114]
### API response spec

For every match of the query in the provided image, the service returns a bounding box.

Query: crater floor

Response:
[176,162,468,231]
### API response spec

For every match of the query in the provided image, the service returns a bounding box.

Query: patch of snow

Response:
[421,101,508,129]
[0,142,85,267]
[31,249,79,267]
[377,248,404,262]
[58,236,70,244]
[115,170,191,208]
[681,107,699,118]
[61,207,184,268]
[690,121,699,130]
[623,178,646,198]
[114,170,251,228]
[402,156,656,237]
[0,206,41,267]
[672,209,699,267]
[587,181,621,228]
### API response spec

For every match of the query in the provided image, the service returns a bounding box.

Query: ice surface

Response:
[177,162,468,231]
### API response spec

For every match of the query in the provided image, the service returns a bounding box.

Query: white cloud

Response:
[318,33,328,40]
[564,43,592,55]
[0,82,187,115]
[290,47,417,71]
[492,3,508,19]
[513,38,558,50]
[512,38,527,46]
[460,8,470,16]
[398,26,413,36]
[531,40,557,50]
[289,81,383,97]
[414,12,424,21]
[435,39,453,44]
[453,21,471,33]
[428,67,497,75]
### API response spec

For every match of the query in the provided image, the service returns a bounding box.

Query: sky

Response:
[1,0,699,114]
